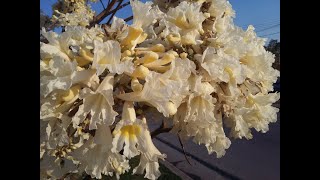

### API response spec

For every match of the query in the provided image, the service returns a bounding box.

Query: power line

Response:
[243,21,280,29]
[240,22,280,33]
[256,24,280,33]
[260,31,280,37]
[240,19,280,29]
[253,20,280,27]
[253,22,280,30]
[242,18,279,25]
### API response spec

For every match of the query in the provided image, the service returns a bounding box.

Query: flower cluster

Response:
[52,0,95,27]
[40,0,280,179]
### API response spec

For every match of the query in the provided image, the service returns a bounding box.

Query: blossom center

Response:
[120,125,141,137]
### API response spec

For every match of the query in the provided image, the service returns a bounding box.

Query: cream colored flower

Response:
[133,154,161,180]
[106,16,128,41]
[112,101,141,158]
[112,101,166,180]
[40,42,70,61]
[41,28,77,61]
[119,0,163,50]
[40,56,76,97]
[132,0,163,41]
[167,1,205,33]
[197,47,246,84]
[41,26,103,66]
[72,123,130,179]
[40,116,77,179]
[117,59,195,117]
[156,18,180,41]
[40,88,78,119]
[40,56,98,97]
[208,0,235,18]
[72,74,118,130]
[53,0,95,27]
[223,91,280,139]
[65,25,105,50]
[207,0,235,34]
[133,126,166,180]
[93,40,134,75]
[131,0,163,29]
[241,51,280,92]
[172,76,231,157]
[166,1,206,45]
[244,93,280,132]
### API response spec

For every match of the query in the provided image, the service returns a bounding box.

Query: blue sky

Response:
[229,0,280,41]
[40,0,279,41]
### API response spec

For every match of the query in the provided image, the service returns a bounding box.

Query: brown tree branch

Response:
[106,1,130,18]
[90,0,118,27]
[107,0,124,25]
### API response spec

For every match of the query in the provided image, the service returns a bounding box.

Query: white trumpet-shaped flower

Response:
[173,76,231,157]
[119,0,163,50]
[93,40,134,75]
[40,86,79,119]
[117,59,195,117]
[131,0,163,29]
[41,26,104,66]
[208,0,235,18]
[166,1,206,45]
[225,92,280,138]
[132,124,166,180]
[72,123,130,179]
[217,79,279,139]
[40,56,98,97]
[112,101,141,158]
[106,17,128,41]
[53,1,95,27]
[72,74,118,130]
[208,0,235,34]
[241,51,280,92]
[197,47,246,84]
[40,56,77,97]
[112,101,166,180]
[167,1,205,33]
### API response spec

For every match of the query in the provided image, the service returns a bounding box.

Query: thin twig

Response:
[107,0,124,25]
[90,0,118,27]
[99,0,106,9]
[124,15,133,22]
[106,1,130,18]
[102,24,109,36]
